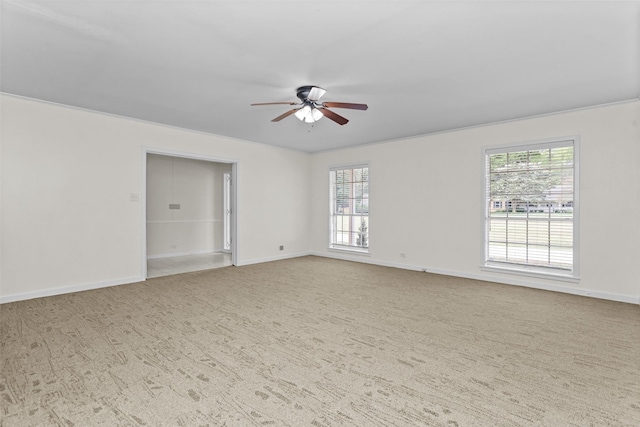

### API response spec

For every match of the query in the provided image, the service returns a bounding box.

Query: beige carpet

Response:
[1,256,639,426]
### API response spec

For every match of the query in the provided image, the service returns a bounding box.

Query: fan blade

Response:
[271,109,299,122]
[251,102,298,106]
[319,108,349,125]
[307,87,327,101]
[322,102,368,110]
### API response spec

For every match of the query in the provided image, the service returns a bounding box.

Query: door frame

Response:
[141,147,238,279]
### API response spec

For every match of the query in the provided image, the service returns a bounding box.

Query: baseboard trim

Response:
[309,252,640,305]
[236,252,311,267]
[3,254,637,306]
[0,276,146,304]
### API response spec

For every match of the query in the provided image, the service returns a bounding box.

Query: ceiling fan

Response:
[251,86,368,125]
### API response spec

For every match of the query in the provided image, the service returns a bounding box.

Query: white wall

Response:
[146,154,231,258]
[310,101,640,304]
[0,95,310,302]
[2,95,638,305]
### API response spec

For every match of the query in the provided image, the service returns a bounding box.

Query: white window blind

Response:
[330,165,369,251]
[485,140,576,273]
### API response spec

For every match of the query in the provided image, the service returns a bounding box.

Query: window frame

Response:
[482,137,580,281]
[328,163,370,254]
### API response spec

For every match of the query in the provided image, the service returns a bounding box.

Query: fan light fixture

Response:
[294,104,323,123]
[251,85,368,126]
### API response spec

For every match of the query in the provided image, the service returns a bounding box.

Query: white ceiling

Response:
[2,1,639,153]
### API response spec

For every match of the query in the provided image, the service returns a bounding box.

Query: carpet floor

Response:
[1,256,639,426]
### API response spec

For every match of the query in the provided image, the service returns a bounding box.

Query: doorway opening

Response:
[143,149,237,279]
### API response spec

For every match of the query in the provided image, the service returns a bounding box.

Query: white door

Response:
[223,172,232,252]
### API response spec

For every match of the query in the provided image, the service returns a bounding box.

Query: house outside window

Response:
[484,138,578,277]
[330,165,369,252]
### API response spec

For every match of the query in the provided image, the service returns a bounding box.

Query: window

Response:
[485,138,578,276]
[330,165,369,251]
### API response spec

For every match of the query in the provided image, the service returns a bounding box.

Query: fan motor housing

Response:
[296,85,320,101]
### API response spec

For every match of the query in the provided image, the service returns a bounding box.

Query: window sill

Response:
[328,246,371,256]
[481,264,580,283]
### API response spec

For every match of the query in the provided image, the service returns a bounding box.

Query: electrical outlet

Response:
[400,253,406,258]
[279,245,284,251]
[129,193,139,202]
